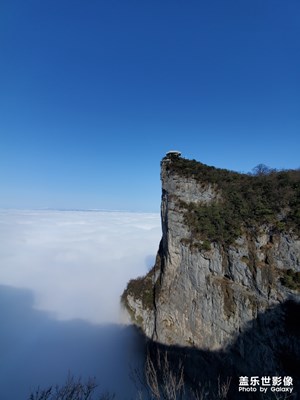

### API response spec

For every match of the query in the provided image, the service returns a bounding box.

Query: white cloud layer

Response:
[0,209,161,324]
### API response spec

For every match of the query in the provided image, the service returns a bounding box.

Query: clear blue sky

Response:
[1,0,299,212]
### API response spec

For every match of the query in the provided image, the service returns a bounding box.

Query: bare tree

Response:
[217,376,231,399]
[252,164,274,176]
[131,347,185,400]
[29,375,115,400]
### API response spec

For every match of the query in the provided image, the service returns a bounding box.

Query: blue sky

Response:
[1,0,299,212]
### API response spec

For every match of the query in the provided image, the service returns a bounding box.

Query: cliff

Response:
[122,155,300,374]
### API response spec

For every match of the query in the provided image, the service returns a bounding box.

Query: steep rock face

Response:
[122,156,300,355]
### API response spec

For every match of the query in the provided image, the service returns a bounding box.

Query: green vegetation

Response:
[121,267,155,310]
[165,157,300,245]
[281,269,300,292]
[121,249,163,315]
[181,237,211,252]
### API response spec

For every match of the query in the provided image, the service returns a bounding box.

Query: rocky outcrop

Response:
[122,155,300,362]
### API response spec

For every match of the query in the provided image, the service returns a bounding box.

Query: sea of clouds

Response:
[0,209,161,399]
[0,209,161,323]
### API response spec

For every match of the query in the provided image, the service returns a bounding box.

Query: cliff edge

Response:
[122,154,300,371]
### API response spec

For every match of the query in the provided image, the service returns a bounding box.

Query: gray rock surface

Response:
[122,156,300,355]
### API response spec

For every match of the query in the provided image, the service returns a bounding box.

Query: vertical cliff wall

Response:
[122,155,300,360]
